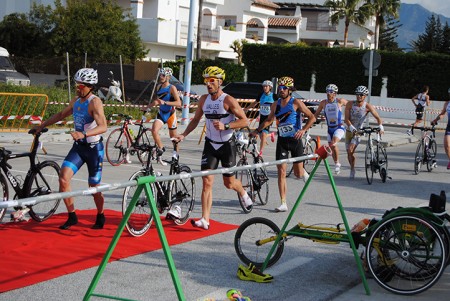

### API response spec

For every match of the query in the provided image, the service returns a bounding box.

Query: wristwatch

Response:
[224,123,230,130]
[82,130,87,138]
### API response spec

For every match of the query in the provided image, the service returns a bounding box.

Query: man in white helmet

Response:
[34,68,107,230]
[244,80,277,155]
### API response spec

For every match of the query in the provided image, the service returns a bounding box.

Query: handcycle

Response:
[122,140,195,237]
[0,128,61,222]
[358,126,388,184]
[105,113,153,166]
[234,190,450,295]
[412,125,437,174]
[286,126,318,177]
[235,129,269,212]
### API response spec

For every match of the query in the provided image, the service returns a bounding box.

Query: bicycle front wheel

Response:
[285,162,294,177]
[106,128,129,166]
[414,142,423,175]
[365,143,374,184]
[234,217,284,268]
[0,173,9,222]
[236,159,254,213]
[136,128,152,164]
[253,157,269,205]
[366,215,446,295]
[427,140,437,172]
[303,138,317,173]
[379,145,388,183]
[122,170,154,237]
[168,165,196,225]
[26,161,61,222]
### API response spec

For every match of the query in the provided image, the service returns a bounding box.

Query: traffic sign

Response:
[362,50,381,69]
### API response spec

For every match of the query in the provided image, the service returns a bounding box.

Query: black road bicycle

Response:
[235,130,269,212]
[122,140,195,237]
[0,128,61,222]
[286,127,318,177]
[358,126,389,184]
[413,125,437,174]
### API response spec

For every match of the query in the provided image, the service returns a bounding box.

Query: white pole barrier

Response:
[0,154,317,209]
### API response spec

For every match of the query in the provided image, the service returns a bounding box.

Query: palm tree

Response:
[367,0,401,49]
[324,0,372,48]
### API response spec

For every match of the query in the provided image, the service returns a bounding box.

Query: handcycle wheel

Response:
[303,138,317,174]
[426,140,437,172]
[168,165,196,225]
[379,145,388,183]
[234,217,285,268]
[366,215,446,295]
[365,143,374,184]
[106,128,129,166]
[27,161,61,222]
[122,170,154,237]
[136,129,152,165]
[236,159,254,213]
[0,173,9,222]
[253,157,269,206]
[414,142,423,175]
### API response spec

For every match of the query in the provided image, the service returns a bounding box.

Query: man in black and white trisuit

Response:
[174,66,251,230]
[408,85,430,135]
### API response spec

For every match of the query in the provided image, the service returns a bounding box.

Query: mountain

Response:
[397,3,450,50]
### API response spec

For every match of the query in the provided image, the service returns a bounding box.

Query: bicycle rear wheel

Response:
[168,165,196,225]
[426,140,437,172]
[106,128,129,166]
[136,128,152,164]
[253,157,269,205]
[365,143,374,184]
[234,217,284,268]
[0,173,9,222]
[303,138,317,174]
[236,159,254,213]
[367,215,446,295]
[414,142,423,175]
[27,161,61,222]
[122,170,154,237]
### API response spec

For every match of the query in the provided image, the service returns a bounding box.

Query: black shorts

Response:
[276,136,304,162]
[259,115,271,133]
[416,105,424,120]
[201,138,237,177]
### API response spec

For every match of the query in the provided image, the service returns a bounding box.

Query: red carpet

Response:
[0,209,238,293]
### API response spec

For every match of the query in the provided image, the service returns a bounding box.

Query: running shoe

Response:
[447,162,450,170]
[349,169,356,179]
[302,171,309,183]
[125,153,132,164]
[275,203,288,212]
[241,192,253,211]
[270,132,275,143]
[166,205,181,220]
[237,263,273,283]
[191,217,209,230]
[406,129,412,136]
[335,162,341,175]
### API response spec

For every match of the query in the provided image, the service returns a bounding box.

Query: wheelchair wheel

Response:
[366,215,446,295]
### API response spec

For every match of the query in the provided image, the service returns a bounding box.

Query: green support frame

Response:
[83,176,186,301]
[261,157,371,296]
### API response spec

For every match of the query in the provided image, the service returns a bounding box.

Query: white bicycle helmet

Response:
[159,67,173,77]
[355,85,369,96]
[74,68,98,85]
[326,84,338,93]
[262,80,273,88]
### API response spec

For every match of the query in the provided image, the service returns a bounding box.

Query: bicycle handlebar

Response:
[412,125,436,132]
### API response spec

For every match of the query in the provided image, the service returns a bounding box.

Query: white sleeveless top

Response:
[349,102,368,130]
[203,93,235,147]
[417,93,428,107]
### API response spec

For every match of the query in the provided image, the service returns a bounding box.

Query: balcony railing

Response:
[306,21,337,32]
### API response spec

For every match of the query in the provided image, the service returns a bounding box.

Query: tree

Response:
[324,0,372,48]
[441,22,450,54]
[366,0,400,49]
[379,16,402,51]
[411,15,441,53]
[230,39,247,65]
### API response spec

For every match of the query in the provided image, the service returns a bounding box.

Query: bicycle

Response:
[235,130,269,211]
[105,113,153,166]
[234,191,450,295]
[0,128,61,222]
[122,140,195,237]
[413,125,437,174]
[358,126,388,184]
[286,127,318,177]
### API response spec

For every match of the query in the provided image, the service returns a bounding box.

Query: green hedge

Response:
[242,44,450,100]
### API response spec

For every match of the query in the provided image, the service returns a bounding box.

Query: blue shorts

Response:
[61,141,104,185]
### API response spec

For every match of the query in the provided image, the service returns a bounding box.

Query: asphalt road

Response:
[0,124,449,301]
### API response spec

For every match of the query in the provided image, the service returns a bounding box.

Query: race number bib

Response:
[278,124,295,137]
[260,104,271,116]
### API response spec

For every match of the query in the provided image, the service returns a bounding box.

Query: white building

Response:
[0,0,376,61]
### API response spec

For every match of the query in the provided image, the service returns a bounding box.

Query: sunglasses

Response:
[75,82,87,90]
[278,86,289,91]
[204,78,219,84]
[356,94,365,97]
[326,90,336,94]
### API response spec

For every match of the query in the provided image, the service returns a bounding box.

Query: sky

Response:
[401,0,450,18]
